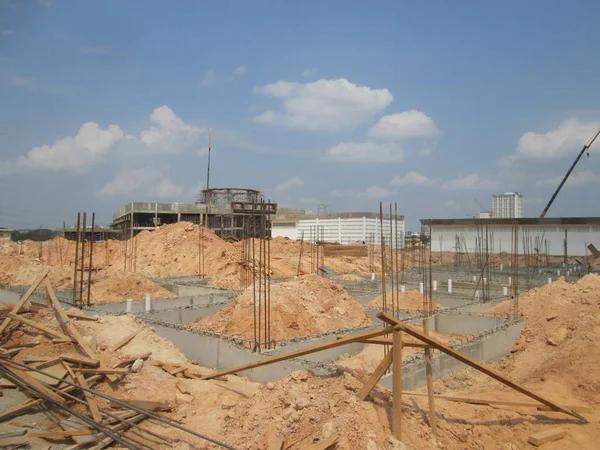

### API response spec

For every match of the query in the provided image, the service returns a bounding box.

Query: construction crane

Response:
[539,128,600,219]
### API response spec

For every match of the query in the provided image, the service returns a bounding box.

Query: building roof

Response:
[420,217,600,226]
[273,212,405,223]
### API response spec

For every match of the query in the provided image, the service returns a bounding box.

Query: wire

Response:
[0,366,141,450]
[0,359,238,450]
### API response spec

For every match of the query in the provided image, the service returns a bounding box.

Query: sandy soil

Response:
[190,274,372,341]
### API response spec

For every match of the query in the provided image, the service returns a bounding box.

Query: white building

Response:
[492,192,523,218]
[424,217,600,256]
[0,228,12,241]
[272,212,405,248]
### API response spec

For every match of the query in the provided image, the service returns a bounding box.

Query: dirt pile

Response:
[487,274,600,403]
[366,289,441,311]
[89,272,177,304]
[191,274,372,340]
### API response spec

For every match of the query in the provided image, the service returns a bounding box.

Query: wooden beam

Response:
[0,269,49,335]
[28,429,96,439]
[200,326,396,380]
[0,374,101,421]
[75,373,102,423]
[66,312,99,321]
[0,362,64,403]
[402,392,591,412]
[357,351,392,401]
[113,352,151,369]
[377,312,587,421]
[7,313,74,342]
[60,353,99,367]
[423,319,437,440]
[528,428,567,446]
[45,282,95,359]
[73,368,129,375]
[392,326,403,440]
[110,330,140,352]
[360,337,430,348]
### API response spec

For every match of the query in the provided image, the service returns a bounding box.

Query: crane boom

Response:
[539,128,600,219]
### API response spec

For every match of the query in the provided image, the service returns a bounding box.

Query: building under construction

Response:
[110,187,277,240]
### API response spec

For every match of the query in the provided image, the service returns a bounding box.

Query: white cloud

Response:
[369,110,439,140]
[325,141,403,163]
[99,168,183,199]
[156,178,183,198]
[234,65,247,75]
[536,170,600,187]
[254,78,393,131]
[0,30,14,36]
[0,105,201,174]
[138,105,202,153]
[1,122,124,174]
[200,69,216,87]
[389,171,440,186]
[502,118,599,165]
[301,68,317,77]
[39,0,53,7]
[275,176,304,192]
[357,186,394,199]
[330,189,355,197]
[441,173,498,191]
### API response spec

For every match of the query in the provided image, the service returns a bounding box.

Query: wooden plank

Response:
[0,362,64,403]
[300,434,338,450]
[45,282,95,359]
[22,356,52,364]
[377,312,587,421]
[66,312,99,321]
[113,352,152,368]
[30,360,68,386]
[0,374,102,421]
[392,327,403,440]
[360,337,430,348]
[0,430,27,439]
[200,326,396,380]
[75,373,102,423]
[528,428,567,446]
[423,319,437,439]
[357,351,392,401]
[587,243,600,259]
[4,340,40,350]
[109,399,171,411]
[402,392,592,412]
[110,330,140,352]
[73,368,129,375]
[7,313,74,342]
[28,429,96,439]
[0,269,49,335]
[60,353,99,367]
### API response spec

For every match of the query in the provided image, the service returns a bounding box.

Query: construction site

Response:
[1,117,600,450]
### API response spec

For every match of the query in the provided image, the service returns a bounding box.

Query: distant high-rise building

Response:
[492,192,523,218]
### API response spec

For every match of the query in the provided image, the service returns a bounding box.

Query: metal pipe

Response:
[0,360,237,450]
[86,212,95,306]
[72,212,81,304]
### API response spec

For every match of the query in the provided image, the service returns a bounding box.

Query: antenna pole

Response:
[206,126,212,191]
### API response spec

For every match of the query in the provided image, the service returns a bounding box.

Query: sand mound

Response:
[89,272,176,304]
[489,273,600,403]
[366,289,441,311]
[191,274,371,340]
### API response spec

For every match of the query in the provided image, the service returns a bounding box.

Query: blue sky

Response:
[1,0,599,231]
